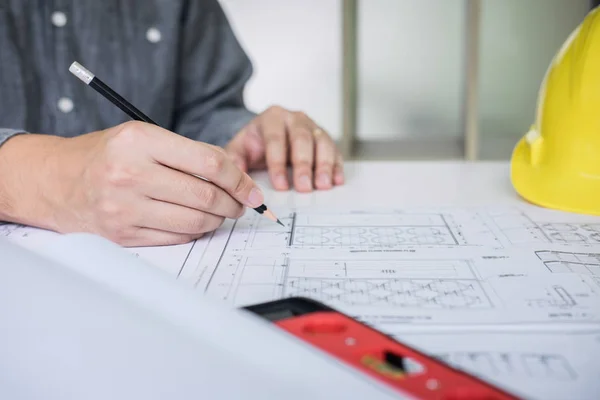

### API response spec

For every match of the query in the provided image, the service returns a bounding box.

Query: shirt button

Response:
[146,27,162,43]
[58,97,74,113]
[51,11,67,27]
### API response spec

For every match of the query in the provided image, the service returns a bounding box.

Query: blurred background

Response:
[218,0,596,161]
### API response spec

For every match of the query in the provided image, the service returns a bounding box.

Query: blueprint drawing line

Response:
[288,212,297,247]
[440,214,459,245]
[535,250,600,276]
[435,352,577,380]
[177,239,198,278]
[202,219,238,292]
[490,210,600,245]
[283,278,493,309]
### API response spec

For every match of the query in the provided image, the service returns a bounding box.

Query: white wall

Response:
[357,0,466,140]
[218,0,342,140]
[219,0,592,156]
[219,0,465,142]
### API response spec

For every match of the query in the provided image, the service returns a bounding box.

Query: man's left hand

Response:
[224,106,344,192]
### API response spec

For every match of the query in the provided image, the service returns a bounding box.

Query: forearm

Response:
[0,133,65,230]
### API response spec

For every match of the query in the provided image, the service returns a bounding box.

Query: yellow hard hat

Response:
[510,6,600,216]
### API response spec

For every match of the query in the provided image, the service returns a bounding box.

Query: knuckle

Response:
[105,223,132,245]
[207,215,226,231]
[292,138,311,152]
[96,200,134,240]
[98,199,122,219]
[103,162,139,188]
[267,135,285,147]
[292,127,312,140]
[291,147,312,163]
[292,160,312,173]
[292,144,312,159]
[204,151,225,174]
[207,143,226,155]
[111,121,147,146]
[293,111,308,121]
[267,105,285,115]
[197,186,218,209]
[316,161,334,171]
[187,212,206,233]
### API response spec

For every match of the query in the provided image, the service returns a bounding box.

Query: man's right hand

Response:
[0,121,265,246]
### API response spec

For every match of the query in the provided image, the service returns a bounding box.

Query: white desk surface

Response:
[255,160,520,210]
[3,160,600,400]
[250,160,600,400]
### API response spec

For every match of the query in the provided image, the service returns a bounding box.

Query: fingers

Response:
[138,123,264,208]
[118,228,201,247]
[333,153,345,185]
[260,107,289,190]
[135,198,226,236]
[286,112,315,192]
[143,163,244,219]
[287,113,343,191]
[312,127,337,190]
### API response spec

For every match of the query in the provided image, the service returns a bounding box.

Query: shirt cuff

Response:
[0,129,28,149]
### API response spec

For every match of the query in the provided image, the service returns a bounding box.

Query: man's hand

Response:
[224,106,344,192]
[0,121,264,247]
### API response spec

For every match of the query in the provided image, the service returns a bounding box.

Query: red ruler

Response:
[244,297,521,400]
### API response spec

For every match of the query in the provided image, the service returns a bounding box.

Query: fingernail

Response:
[298,175,311,189]
[248,187,264,207]
[318,173,331,187]
[274,174,288,188]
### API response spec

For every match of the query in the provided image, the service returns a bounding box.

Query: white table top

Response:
[254,160,521,210]
[3,160,600,400]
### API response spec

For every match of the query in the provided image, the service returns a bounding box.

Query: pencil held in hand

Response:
[68,61,283,227]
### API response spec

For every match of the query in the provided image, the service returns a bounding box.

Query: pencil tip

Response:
[276,219,284,227]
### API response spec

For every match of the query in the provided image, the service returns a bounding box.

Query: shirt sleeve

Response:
[0,129,27,149]
[173,0,257,148]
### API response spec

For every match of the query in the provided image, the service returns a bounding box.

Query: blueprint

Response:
[3,205,600,398]
[392,329,600,400]
[3,206,600,326]
[174,207,600,326]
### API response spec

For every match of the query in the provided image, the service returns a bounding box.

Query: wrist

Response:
[0,133,68,230]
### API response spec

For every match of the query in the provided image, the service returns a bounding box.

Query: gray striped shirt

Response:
[0,0,256,148]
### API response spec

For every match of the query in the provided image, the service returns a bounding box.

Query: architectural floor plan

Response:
[489,208,600,246]
[393,329,600,400]
[225,208,507,250]
[4,206,600,325]
[3,204,600,399]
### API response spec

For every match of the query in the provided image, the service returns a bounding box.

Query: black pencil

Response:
[69,61,283,227]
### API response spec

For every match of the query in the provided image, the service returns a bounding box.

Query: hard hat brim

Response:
[510,137,600,217]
